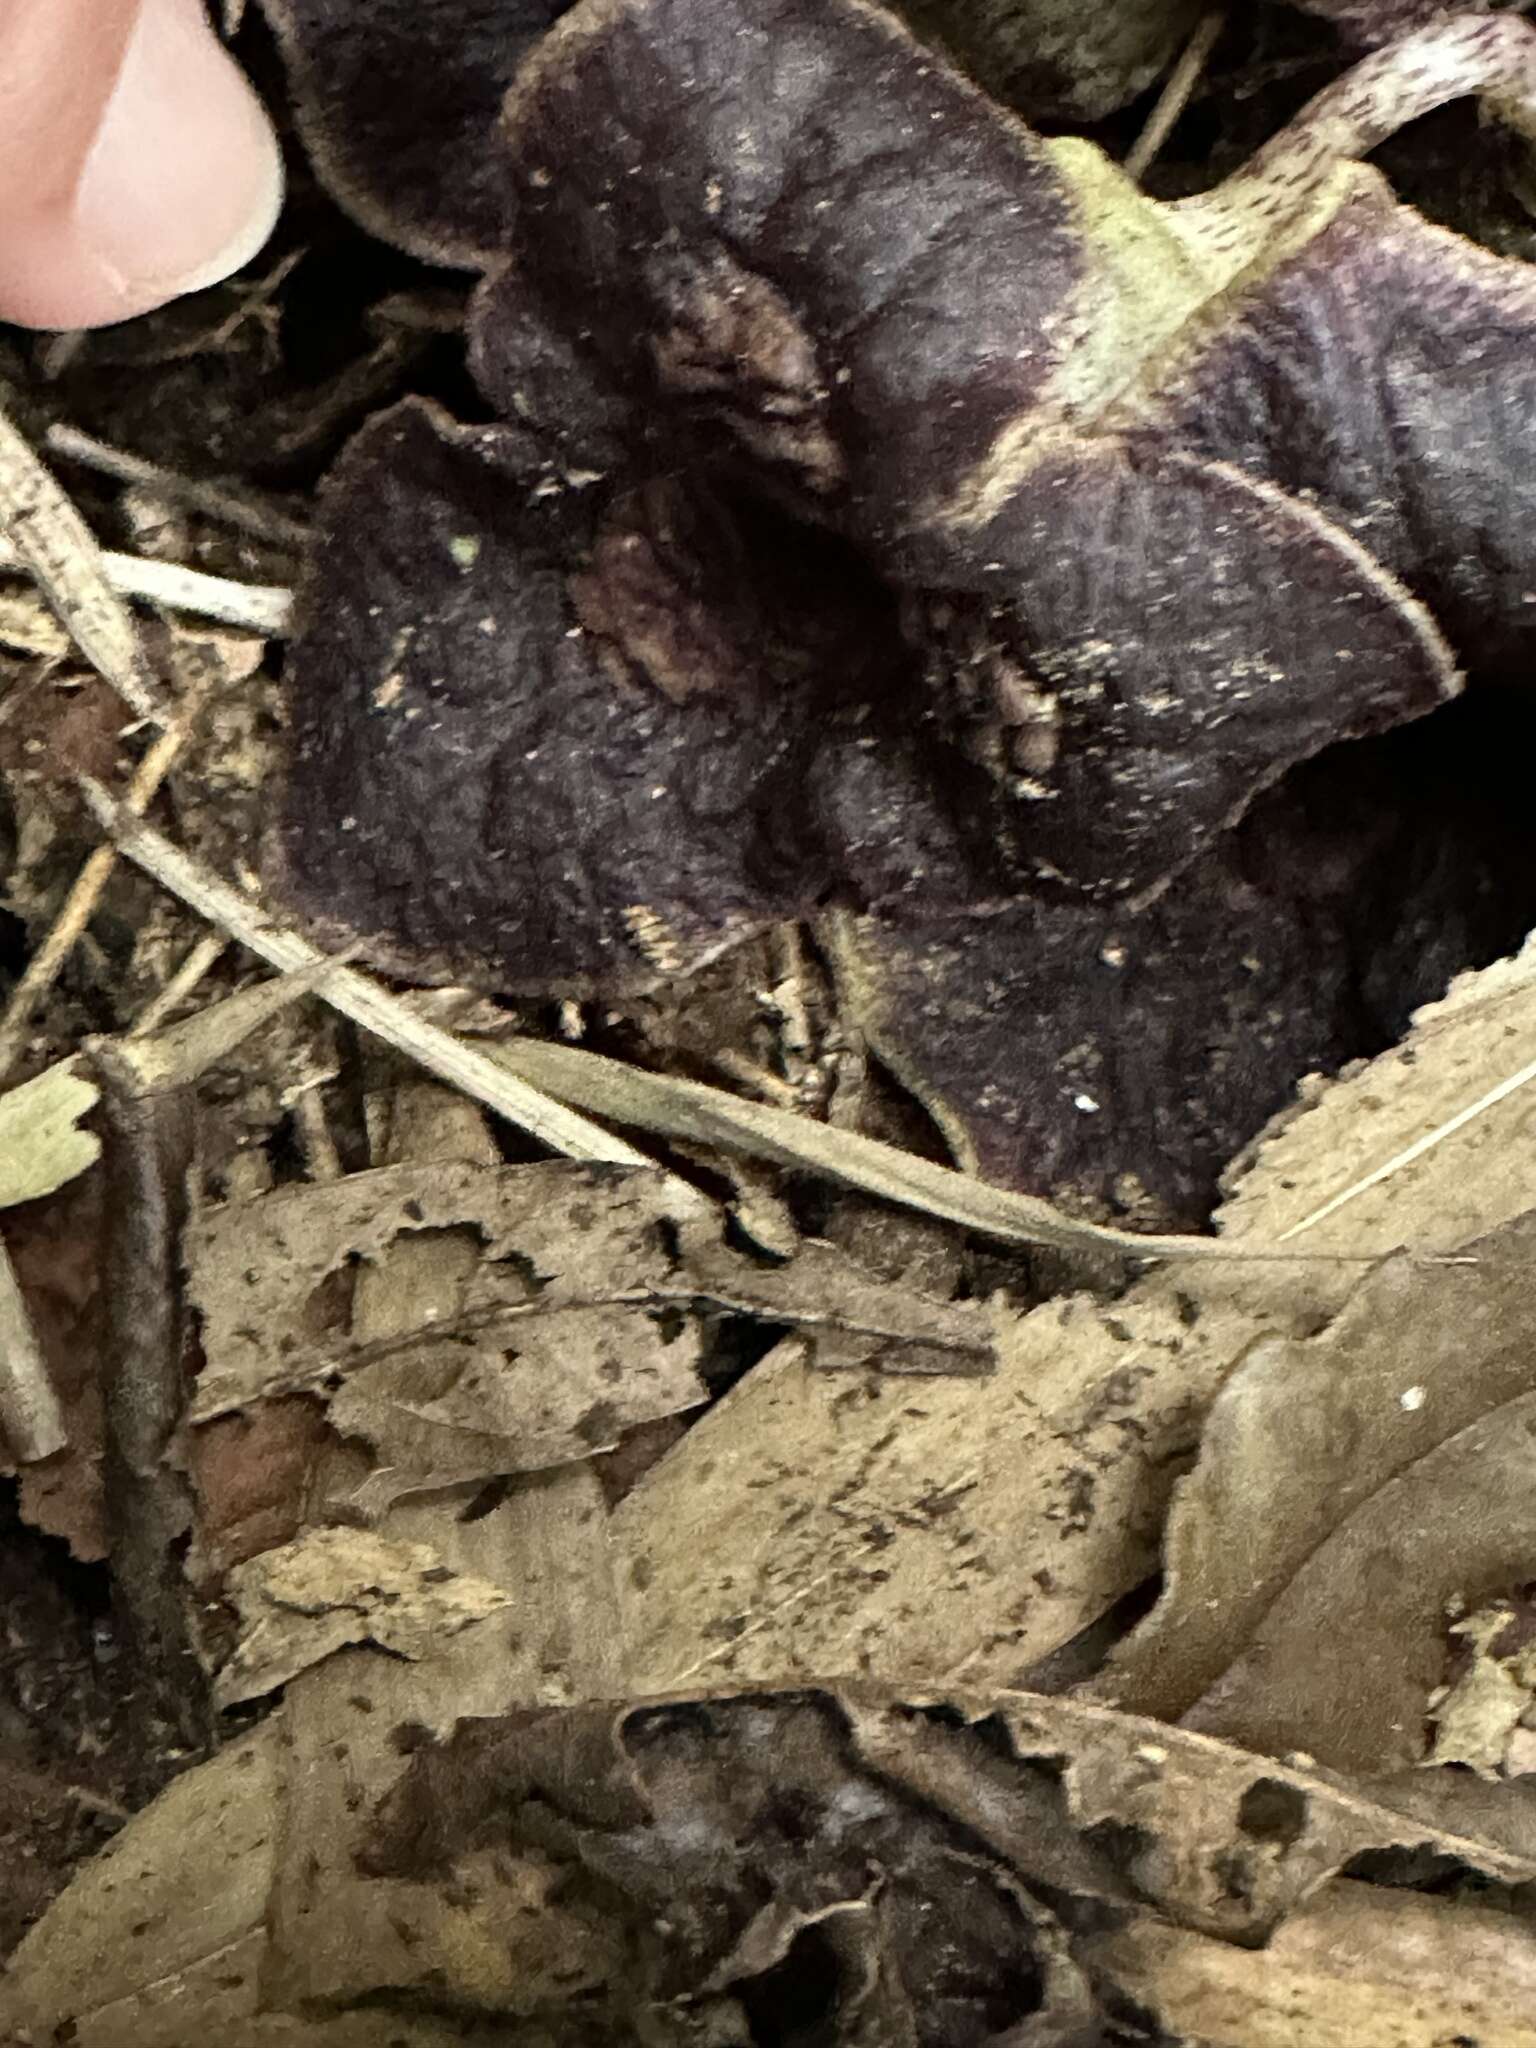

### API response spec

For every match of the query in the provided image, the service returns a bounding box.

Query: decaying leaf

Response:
[1097,1213,1536,1776]
[264,0,1536,1224]
[186,1152,989,1515]
[0,1058,100,1209]
[361,1689,1112,2040]
[1429,1594,1536,1777]
[355,1686,1536,2017]
[1091,1879,1536,2048]
[215,1526,514,1706]
[0,1453,621,2042]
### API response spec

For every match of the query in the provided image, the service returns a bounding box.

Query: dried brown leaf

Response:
[10,1678,1534,2041]
[1091,1879,1536,2048]
[187,1153,988,1516]
[1220,932,1536,1252]
[214,1526,514,1705]
[609,1295,1266,1696]
[264,1465,625,2015]
[1100,1213,1536,1776]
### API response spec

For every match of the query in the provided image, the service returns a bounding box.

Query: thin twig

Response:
[79,787,651,1168]
[0,536,292,637]
[293,1087,343,1183]
[1125,9,1226,183]
[129,933,228,1037]
[0,1229,65,1463]
[0,643,229,1078]
[47,425,310,552]
[0,409,157,716]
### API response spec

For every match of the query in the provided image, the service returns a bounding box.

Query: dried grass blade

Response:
[46,426,310,553]
[488,1037,1360,1264]
[0,410,156,716]
[79,786,649,1168]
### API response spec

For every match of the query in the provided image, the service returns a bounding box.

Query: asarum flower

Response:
[261,0,1536,1222]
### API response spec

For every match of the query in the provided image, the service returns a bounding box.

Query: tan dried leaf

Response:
[1091,1879,1536,2048]
[0,1058,101,1209]
[186,1156,986,1514]
[1219,931,1536,1255]
[1101,1215,1536,1776]
[215,1525,514,1705]
[612,1288,1284,1695]
[1430,1599,1536,1777]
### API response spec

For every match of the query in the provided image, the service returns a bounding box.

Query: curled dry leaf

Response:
[361,1690,1110,2042]
[357,1686,1536,2001]
[8,1635,1536,2041]
[1099,1211,1536,1777]
[268,0,1536,1222]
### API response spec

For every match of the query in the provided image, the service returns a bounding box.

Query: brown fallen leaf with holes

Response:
[9,1679,1536,2046]
[184,1151,988,1521]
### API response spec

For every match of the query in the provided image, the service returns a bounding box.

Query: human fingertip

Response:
[0,0,283,331]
